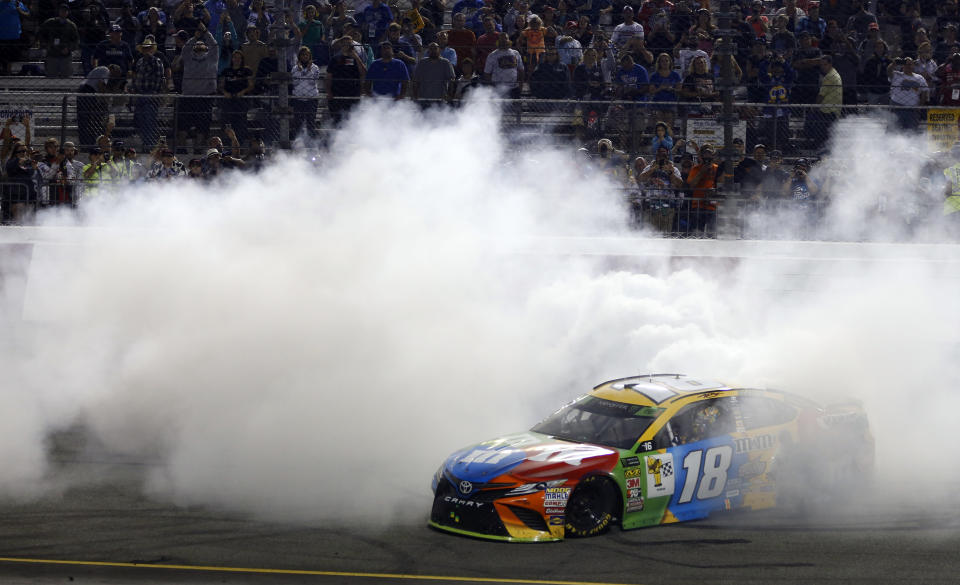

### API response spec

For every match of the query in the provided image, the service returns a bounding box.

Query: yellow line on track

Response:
[0,557,638,585]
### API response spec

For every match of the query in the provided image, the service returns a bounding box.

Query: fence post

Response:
[59,95,68,146]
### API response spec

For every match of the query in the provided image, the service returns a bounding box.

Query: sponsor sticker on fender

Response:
[545,487,571,506]
[645,453,675,498]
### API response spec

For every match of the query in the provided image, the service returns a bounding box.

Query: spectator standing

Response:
[325,35,365,124]
[811,54,841,148]
[74,3,109,75]
[935,24,959,65]
[147,147,186,179]
[636,145,683,233]
[573,46,606,101]
[204,0,227,34]
[770,15,797,57]
[173,0,211,36]
[115,3,140,54]
[746,1,770,38]
[240,25,268,80]
[380,22,416,67]
[436,30,456,67]
[76,65,110,148]
[943,145,960,226]
[680,54,717,115]
[218,49,253,143]
[453,56,480,100]
[245,0,271,41]
[80,146,112,197]
[861,38,891,104]
[5,143,38,219]
[774,0,805,30]
[138,7,167,49]
[791,31,822,104]
[290,45,321,139]
[518,14,546,70]
[795,2,826,46]
[915,41,937,96]
[557,28,583,72]
[611,6,643,52]
[783,157,820,201]
[38,137,75,205]
[411,41,455,105]
[888,57,927,130]
[475,15,499,74]
[844,0,877,41]
[447,11,475,68]
[0,0,29,75]
[649,52,681,130]
[937,52,960,107]
[38,3,78,77]
[760,58,794,153]
[356,0,391,46]
[365,41,408,98]
[683,142,720,235]
[299,4,325,63]
[529,45,571,101]
[177,27,218,150]
[93,24,134,75]
[131,35,165,150]
[484,34,523,98]
[186,157,203,178]
[214,12,238,73]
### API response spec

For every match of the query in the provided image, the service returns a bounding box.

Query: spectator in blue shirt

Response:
[614,53,649,101]
[356,0,392,45]
[0,0,29,75]
[365,41,409,98]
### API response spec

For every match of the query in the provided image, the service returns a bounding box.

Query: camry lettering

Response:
[444,496,485,508]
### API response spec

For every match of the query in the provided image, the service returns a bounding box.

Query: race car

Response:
[429,374,873,542]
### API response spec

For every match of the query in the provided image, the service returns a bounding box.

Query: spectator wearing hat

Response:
[132,34,166,151]
[795,2,826,46]
[124,147,146,182]
[75,66,110,149]
[202,147,221,178]
[106,140,135,183]
[38,3,78,78]
[557,23,583,72]
[80,146,112,197]
[783,157,820,201]
[611,6,643,53]
[475,15,500,74]
[93,24,135,76]
[746,1,770,38]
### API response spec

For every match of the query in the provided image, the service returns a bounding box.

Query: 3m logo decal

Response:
[644,453,675,497]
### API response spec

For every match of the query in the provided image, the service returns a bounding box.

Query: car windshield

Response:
[531,396,658,450]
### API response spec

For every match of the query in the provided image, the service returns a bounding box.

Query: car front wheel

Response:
[564,475,617,538]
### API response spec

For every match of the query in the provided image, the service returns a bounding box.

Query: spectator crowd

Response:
[2,0,960,233]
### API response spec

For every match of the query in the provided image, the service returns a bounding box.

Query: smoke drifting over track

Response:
[1,100,958,525]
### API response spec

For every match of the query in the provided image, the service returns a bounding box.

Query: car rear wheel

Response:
[564,475,617,538]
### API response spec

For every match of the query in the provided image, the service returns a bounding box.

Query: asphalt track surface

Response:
[1,435,958,585]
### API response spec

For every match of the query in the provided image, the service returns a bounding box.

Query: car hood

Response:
[444,431,619,484]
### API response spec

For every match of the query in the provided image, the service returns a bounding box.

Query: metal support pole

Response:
[270,0,293,150]
[713,0,739,239]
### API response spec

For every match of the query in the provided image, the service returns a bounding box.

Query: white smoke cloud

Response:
[1,104,958,525]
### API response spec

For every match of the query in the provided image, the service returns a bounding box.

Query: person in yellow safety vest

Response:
[105,140,134,187]
[80,147,113,198]
[943,145,960,218]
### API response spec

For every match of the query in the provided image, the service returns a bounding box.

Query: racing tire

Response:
[564,475,618,538]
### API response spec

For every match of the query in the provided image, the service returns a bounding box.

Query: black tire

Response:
[564,475,618,538]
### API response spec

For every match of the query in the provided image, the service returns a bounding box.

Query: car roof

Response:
[590,374,733,407]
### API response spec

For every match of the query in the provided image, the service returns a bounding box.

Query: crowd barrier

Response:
[0,89,939,155]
